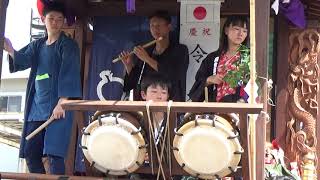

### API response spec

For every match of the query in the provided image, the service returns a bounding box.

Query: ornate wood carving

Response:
[286,29,319,179]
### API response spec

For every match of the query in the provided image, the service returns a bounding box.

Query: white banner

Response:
[179,0,221,100]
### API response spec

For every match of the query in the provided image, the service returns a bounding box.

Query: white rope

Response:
[167,100,172,175]
[146,100,154,175]
[156,100,173,179]
[260,110,271,123]
[257,76,275,106]
[146,100,166,179]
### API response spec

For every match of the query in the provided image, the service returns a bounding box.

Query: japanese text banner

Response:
[179,0,221,100]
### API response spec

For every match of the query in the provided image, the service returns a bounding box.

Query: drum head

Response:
[173,115,242,179]
[81,113,146,175]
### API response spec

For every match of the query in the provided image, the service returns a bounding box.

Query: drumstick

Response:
[26,116,55,140]
[112,37,163,63]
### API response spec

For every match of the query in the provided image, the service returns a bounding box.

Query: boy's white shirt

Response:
[154,119,164,145]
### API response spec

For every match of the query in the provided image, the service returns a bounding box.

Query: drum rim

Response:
[81,114,147,175]
[173,117,242,179]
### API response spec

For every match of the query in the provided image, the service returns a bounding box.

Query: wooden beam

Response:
[86,0,250,17]
[0,172,107,180]
[221,0,249,15]
[306,14,320,20]
[239,113,250,180]
[255,0,270,90]
[65,115,78,175]
[309,11,320,17]
[82,42,92,99]
[61,100,263,114]
[64,18,87,176]
[275,15,290,150]
[254,0,270,179]
[88,1,179,17]
[56,0,88,17]
[73,19,87,88]
[303,0,320,19]
[309,2,320,7]
[73,111,94,176]
[52,0,320,19]
[308,7,320,14]
[0,0,9,85]
[255,113,267,180]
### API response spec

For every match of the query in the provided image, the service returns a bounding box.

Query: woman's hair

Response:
[218,16,249,53]
[140,73,172,96]
[42,1,65,17]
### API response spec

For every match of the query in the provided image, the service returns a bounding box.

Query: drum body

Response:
[173,114,242,179]
[81,112,147,175]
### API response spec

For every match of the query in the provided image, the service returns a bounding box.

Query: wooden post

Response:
[256,113,267,180]
[0,0,9,85]
[65,112,79,175]
[64,19,87,175]
[274,15,290,148]
[74,18,87,87]
[249,0,257,178]
[254,0,270,179]
[75,111,93,176]
[239,113,250,180]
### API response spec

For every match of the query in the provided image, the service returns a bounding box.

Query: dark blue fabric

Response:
[26,155,65,175]
[86,16,150,101]
[9,32,82,158]
[25,156,46,174]
[28,42,57,121]
[24,121,46,173]
[23,121,45,158]
[23,122,66,174]
[48,155,65,175]
[43,112,74,157]
[21,112,74,158]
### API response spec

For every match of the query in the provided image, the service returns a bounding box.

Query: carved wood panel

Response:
[286,28,319,178]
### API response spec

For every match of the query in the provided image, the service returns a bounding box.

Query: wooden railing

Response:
[61,100,265,180]
[0,172,106,180]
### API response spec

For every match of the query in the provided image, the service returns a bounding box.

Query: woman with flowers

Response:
[189,16,250,102]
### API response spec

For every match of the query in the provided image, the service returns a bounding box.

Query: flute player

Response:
[120,10,189,101]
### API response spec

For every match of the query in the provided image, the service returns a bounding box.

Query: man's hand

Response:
[133,46,158,71]
[119,51,134,74]
[3,38,14,57]
[52,98,67,120]
[206,75,224,86]
[133,46,151,63]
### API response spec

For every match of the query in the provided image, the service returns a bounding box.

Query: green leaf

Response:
[222,44,252,88]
